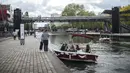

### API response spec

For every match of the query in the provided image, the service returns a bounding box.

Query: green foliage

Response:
[120,5,130,17]
[24,12,29,30]
[62,3,95,16]
[24,12,29,16]
[120,5,130,25]
[61,3,101,29]
[120,5,130,11]
[51,24,57,31]
[62,3,85,16]
[23,12,33,30]
[24,23,29,30]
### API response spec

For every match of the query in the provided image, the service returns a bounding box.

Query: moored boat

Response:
[53,33,98,63]
[54,49,98,63]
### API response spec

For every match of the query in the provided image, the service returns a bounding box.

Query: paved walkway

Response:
[0,36,71,73]
[0,37,12,42]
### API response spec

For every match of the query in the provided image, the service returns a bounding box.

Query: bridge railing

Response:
[120,24,130,32]
[21,16,112,22]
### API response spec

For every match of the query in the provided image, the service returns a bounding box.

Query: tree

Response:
[120,5,130,11]
[24,12,33,30]
[62,3,85,16]
[24,12,29,30]
[24,23,29,30]
[61,3,98,29]
[24,12,29,17]
[120,5,130,17]
[51,24,57,31]
[62,3,96,16]
[120,5,130,25]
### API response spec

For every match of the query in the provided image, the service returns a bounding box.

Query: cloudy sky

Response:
[1,0,130,17]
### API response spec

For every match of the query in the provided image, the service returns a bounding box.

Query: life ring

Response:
[60,52,64,55]
[65,52,69,55]
[78,55,86,58]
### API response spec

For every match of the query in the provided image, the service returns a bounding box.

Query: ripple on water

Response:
[47,34,130,73]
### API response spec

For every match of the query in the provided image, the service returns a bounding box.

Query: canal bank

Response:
[85,32,130,38]
[49,32,130,37]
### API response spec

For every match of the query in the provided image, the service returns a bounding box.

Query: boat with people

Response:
[53,34,98,63]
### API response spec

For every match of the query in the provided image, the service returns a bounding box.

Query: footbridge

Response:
[13,7,129,33]
[21,16,111,23]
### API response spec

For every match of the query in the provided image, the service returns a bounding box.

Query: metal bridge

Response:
[21,16,111,23]
[13,7,130,33]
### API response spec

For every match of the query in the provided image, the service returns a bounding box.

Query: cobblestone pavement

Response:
[0,37,12,42]
[0,36,59,73]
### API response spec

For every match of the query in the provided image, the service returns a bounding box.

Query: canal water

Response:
[37,32,130,73]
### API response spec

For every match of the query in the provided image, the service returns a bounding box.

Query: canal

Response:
[37,32,130,73]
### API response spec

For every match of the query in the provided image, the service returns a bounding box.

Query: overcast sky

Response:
[1,0,130,17]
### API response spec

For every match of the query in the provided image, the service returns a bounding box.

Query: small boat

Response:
[99,32,112,43]
[53,34,98,63]
[99,37,111,43]
[54,49,98,63]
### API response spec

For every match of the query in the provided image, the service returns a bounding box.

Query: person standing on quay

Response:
[39,29,49,51]
[18,30,20,40]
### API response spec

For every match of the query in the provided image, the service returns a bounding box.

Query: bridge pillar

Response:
[112,7,120,33]
[13,8,24,43]
[112,7,120,41]
[13,8,21,31]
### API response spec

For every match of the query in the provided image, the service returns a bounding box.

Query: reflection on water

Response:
[49,34,130,73]
[73,37,92,43]
[50,35,70,44]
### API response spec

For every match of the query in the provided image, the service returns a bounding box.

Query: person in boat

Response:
[64,43,68,51]
[65,40,76,52]
[85,44,91,53]
[60,44,67,51]
[67,44,76,52]
[76,45,80,50]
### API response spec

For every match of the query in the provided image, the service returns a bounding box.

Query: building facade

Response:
[0,4,13,37]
